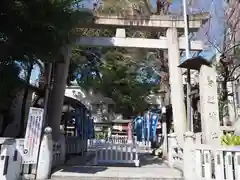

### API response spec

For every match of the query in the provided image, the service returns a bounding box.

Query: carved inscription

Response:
[207,76,214,87]
[199,66,221,144]
[207,96,215,104]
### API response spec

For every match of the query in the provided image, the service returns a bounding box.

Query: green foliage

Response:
[97,0,152,16]
[95,132,106,139]
[0,0,94,135]
[77,49,159,118]
[67,45,103,85]
[221,133,240,146]
[0,0,93,63]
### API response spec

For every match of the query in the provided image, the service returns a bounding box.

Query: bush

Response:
[95,132,105,139]
[221,133,240,146]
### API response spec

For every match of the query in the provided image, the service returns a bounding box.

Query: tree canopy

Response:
[66,0,165,117]
[0,0,94,114]
[76,48,160,118]
[0,0,93,64]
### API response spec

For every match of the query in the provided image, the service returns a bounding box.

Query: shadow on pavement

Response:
[57,165,108,174]
[138,153,166,167]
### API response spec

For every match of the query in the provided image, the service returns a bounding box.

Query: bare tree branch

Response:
[227,63,240,80]
[224,43,240,54]
[229,73,240,82]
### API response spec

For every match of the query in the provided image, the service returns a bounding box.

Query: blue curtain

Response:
[143,111,152,142]
[142,111,160,142]
[133,116,144,141]
[150,113,159,142]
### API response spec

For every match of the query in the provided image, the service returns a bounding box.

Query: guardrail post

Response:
[36,127,53,180]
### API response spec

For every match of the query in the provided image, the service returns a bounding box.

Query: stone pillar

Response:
[183,132,195,180]
[166,28,186,145]
[115,28,126,38]
[199,65,221,144]
[36,127,53,180]
[195,132,202,144]
[48,45,72,140]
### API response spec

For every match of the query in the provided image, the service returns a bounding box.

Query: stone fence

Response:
[4,129,239,180]
[0,126,88,180]
[168,132,240,180]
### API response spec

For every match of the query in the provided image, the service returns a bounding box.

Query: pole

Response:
[182,0,192,131]
[161,97,167,158]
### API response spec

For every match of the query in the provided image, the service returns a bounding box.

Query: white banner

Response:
[23,107,44,164]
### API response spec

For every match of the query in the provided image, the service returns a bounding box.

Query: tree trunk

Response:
[47,45,72,140]
[18,62,33,137]
[222,65,229,101]
[42,63,53,126]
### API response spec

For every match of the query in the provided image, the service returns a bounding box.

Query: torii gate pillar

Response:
[167,28,186,145]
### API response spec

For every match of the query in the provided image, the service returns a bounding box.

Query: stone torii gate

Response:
[48,13,209,144]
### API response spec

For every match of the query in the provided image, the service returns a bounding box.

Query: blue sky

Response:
[29,0,225,84]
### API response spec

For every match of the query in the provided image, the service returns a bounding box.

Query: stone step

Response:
[51,176,183,180]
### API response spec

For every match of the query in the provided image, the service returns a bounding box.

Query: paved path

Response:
[51,153,183,180]
[51,165,183,180]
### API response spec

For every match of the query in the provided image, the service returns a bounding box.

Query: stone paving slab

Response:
[51,165,183,180]
[51,151,183,180]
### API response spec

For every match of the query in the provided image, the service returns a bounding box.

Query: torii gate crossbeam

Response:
[76,13,209,32]
[75,37,203,51]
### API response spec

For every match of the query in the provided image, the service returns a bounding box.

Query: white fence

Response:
[87,135,140,167]
[168,133,183,170]
[95,143,140,167]
[194,145,240,180]
[0,135,141,180]
[87,135,132,149]
[88,139,107,149]
[168,132,240,180]
[7,129,240,180]
[0,138,22,180]
[110,135,129,144]
[88,134,163,149]
[0,127,88,180]
[88,135,130,146]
